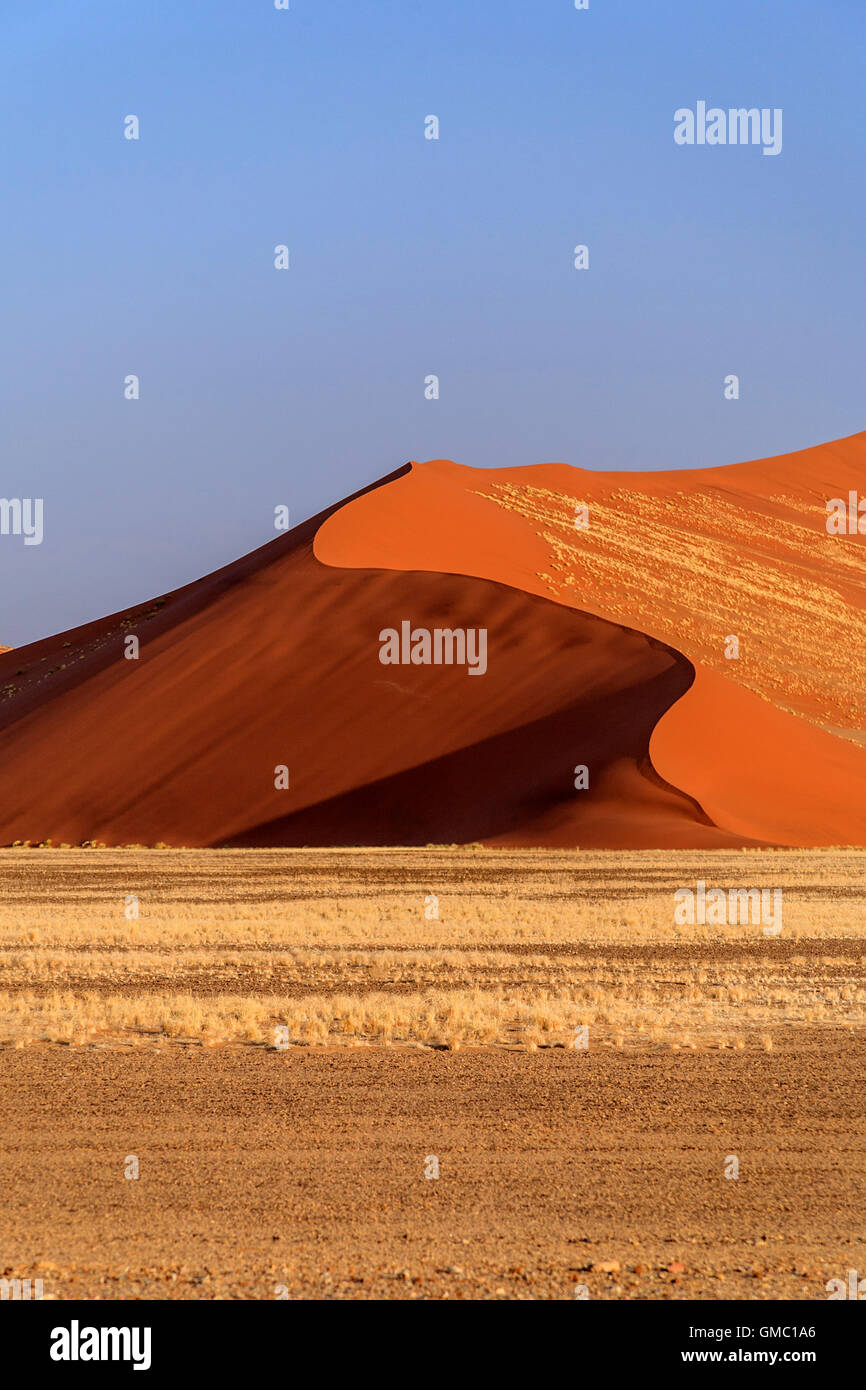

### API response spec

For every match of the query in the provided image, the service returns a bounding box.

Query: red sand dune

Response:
[315,433,866,847]
[1,433,864,848]
[0,472,722,848]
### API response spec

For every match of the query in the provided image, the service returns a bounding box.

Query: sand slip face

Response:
[315,435,866,846]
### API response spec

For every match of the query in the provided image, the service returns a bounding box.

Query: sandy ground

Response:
[1,1039,864,1301]
[1,848,864,1301]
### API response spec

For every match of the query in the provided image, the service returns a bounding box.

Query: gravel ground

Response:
[1,1039,863,1301]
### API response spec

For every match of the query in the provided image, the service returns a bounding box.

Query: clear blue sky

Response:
[1,0,863,644]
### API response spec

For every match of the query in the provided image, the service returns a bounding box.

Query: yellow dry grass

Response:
[1,847,865,1050]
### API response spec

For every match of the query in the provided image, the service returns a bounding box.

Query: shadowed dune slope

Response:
[315,433,866,846]
[0,475,737,848]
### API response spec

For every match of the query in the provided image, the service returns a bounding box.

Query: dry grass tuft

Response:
[1,847,864,1050]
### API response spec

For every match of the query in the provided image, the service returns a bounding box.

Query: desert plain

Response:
[1,845,864,1301]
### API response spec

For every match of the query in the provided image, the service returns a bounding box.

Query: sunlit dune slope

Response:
[315,433,866,846]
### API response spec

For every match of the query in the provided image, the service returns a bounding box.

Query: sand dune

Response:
[2,433,864,848]
[0,473,731,849]
[315,433,866,846]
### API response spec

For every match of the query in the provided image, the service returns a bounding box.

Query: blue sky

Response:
[1,0,863,644]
